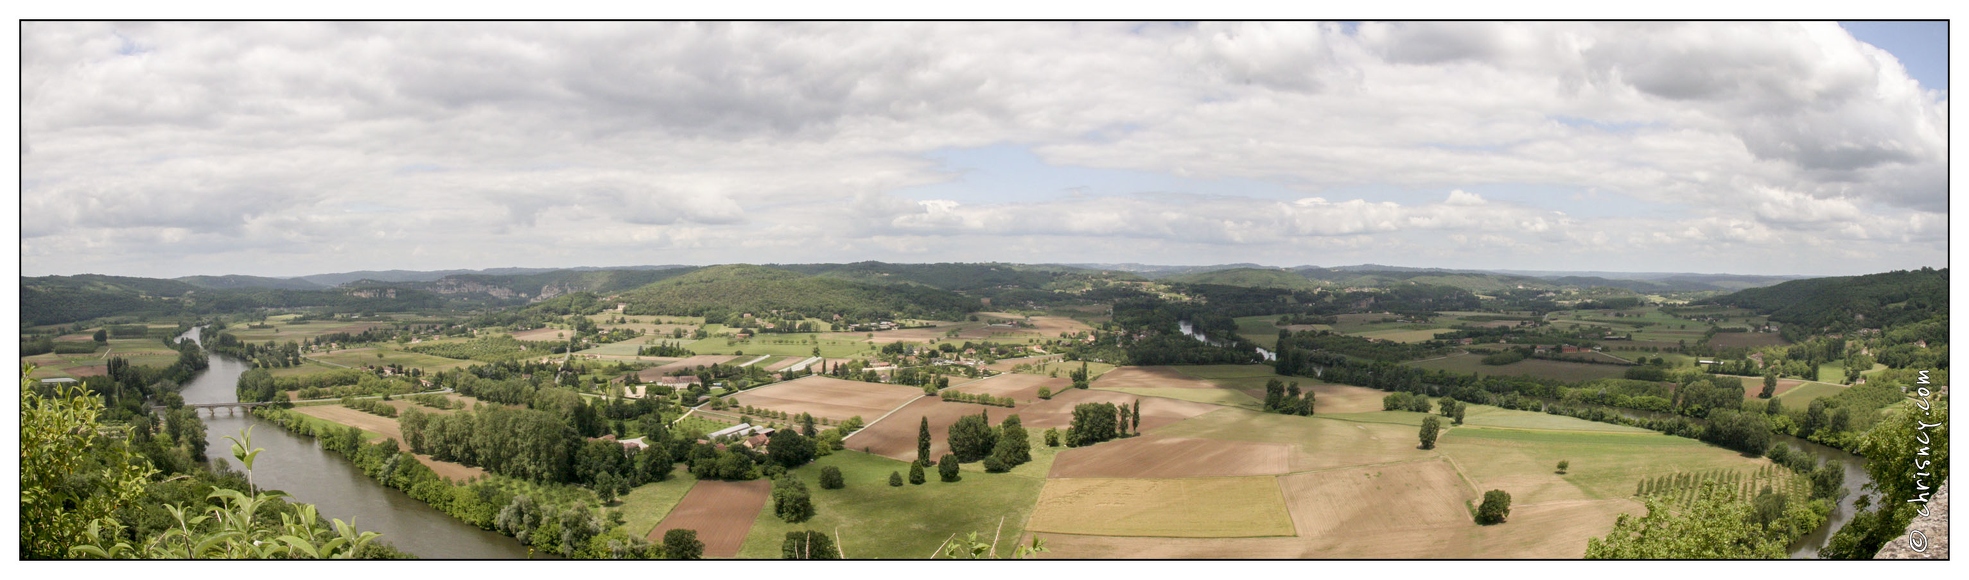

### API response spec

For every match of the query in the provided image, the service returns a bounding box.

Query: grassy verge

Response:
[734,450,1047,559]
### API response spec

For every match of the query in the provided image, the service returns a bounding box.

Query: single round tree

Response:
[1556,460,1570,475]
[888,470,904,487]
[1044,428,1061,447]
[908,461,926,485]
[1418,416,1441,450]
[937,453,961,482]
[1476,489,1512,525]
[771,476,815,523]
[819,465,845,489]
[663,528,704,559]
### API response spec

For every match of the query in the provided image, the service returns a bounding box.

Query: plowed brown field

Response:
[725,376,923,423]
[1048,435,1290,478]
[647,479,772,558]
[1091,367,1217,390]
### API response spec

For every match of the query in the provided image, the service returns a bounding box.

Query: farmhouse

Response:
[39,377,78,385]
[657,376,700,387]
[706,423,756,441]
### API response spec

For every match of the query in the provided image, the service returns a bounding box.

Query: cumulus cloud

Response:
[18,21,1946,277]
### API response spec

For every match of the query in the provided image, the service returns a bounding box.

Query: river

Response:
[174,327,532,559]
[1178,320,1275,361]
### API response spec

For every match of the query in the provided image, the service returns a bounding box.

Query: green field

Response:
[1773,381,1848,410]
[684,334,875,358]
[1455,405,1652,433]
[1409,352,1629,382]
[24,338,184,378]
[310,347,479,373]
[734,450,1048,559]
[1439,424,1771,504]
[614,472,702,538]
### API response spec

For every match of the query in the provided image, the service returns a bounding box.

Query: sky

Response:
[17,21,1950,279]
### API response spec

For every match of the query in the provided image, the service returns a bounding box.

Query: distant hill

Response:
[177,274,327,291]
[1704,268,1948,334]
[1054,263,1273,279]
[20,274,204,325]
[1163,267,1322,290]
[775,261,1079,292]
[400,268,701,303]
[293,264,693,287]
[617,264,979,321]
[19,274,447,326]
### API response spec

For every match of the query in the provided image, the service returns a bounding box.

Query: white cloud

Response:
[18,22,1946,277]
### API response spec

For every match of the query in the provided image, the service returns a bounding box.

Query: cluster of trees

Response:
[1382,391,1433,413]
[1068,362,1091,390]
[342,397,399,418]
[1261,378,1314,415]
[408,393,462,410]
[207,332,303,369]
[638,341,695,357]
[1064,401,1140,447]
[938,390,1015,407]
[937,411,1034,473]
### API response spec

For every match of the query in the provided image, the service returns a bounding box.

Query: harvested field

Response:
[1032,497,1639,558]
[1092,367,1217,390]
[1092,387,1261,410]
[296,404,405,441]
[949,372,1071,400]
[1304,383,1391,414]
[1153,409,1434,473]
[637,355,741,380]
[648,479,773,558]
[1048,435,1290,478]
[726,376,923,423]
[1277,460,1473,541]
[844,384,1217,461]
[1026,477,1294,538]
[843,397,994,461]
[1018,389,1221,433]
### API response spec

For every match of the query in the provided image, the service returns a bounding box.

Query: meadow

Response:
[1408,352,1630,382]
